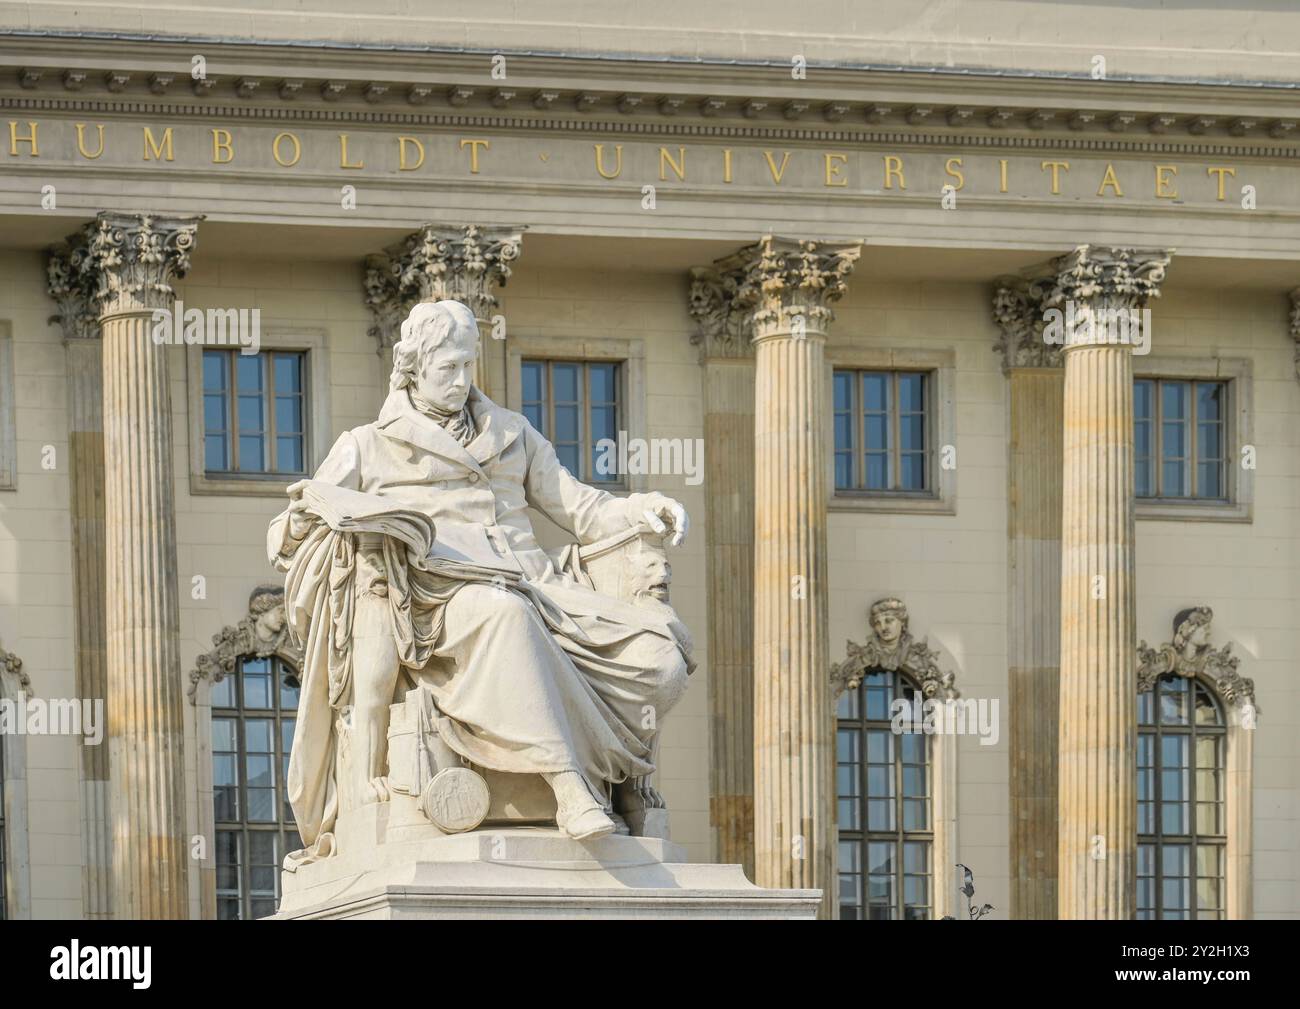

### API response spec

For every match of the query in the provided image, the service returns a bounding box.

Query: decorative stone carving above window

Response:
[188,586,302,703]
[1137,606,1256,712]
[830,596,958,700]
[0,642,31,698]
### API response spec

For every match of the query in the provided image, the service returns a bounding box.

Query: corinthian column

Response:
[47,238,112,918]
[741,236,861,919]
[1051,246,1171,920]
[686,264,757,877]
[81,212,202,919]
[364,224,524,399]
[992,278,1063,920]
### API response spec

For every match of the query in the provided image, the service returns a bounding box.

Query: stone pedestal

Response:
[273,803,818,920]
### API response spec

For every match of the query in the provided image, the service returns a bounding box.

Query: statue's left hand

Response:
[642,494,689,547]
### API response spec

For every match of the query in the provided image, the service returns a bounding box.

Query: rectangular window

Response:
[1135,379,1227,501]
[833,370,931,494]
[202,350,307,478]
[521,359,622,484]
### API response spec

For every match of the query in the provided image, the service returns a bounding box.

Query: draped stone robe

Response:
[268,386,693,862]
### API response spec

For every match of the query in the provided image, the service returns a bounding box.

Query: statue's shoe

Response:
[557,805,617,841]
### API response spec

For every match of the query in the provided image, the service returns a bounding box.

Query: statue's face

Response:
[415,325,478,413]
[631,546,672,603]
[1188,623,1209,650]
[872,611,904,645]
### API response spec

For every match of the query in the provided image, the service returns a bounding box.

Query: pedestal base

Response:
[272,810,818,919]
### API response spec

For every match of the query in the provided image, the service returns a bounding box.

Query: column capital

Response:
[363,223,525,350]
[1288,288,1299,380]
[690,235,861,351]
[1044,245,1172,352]
[72,212,203,317]
[46,235,99,342]
[991,276,1061,373]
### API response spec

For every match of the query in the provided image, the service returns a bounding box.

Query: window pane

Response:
[276,436,303,474]
[1196,381,1222,421]
[273,354,302,395]
[205,434,229,472]
[236,354,264,393]
[833,371,851,412]
[238,435,266,471]
[275,397,301,435]
[203,351,228,391]
[897,373,923,413]
[862,373,887,412]
[521,361,543,404]
[1162,381,1188,421]
[552,363,579,403]
[588,363,616,404]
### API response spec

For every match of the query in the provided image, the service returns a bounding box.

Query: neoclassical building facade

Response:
[0,3,1297,920]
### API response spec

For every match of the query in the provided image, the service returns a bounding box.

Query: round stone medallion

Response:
[419,767,490,833]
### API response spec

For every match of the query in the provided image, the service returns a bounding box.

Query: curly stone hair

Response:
[388,300,478,393]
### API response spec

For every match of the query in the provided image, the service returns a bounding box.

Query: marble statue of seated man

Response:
[267,300,695,862]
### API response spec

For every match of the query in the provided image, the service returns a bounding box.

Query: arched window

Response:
[210,655,301,920]
[836,669,933,920]
[1137,675,1226,920]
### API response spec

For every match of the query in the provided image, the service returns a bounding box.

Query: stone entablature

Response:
[3,39,1297,145]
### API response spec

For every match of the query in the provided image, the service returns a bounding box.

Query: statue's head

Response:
[869,597,908,646]
[389,300,479,413]
[1173,606,1213,656]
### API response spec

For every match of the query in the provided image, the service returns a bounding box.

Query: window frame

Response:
[833,369,932,496]
[826,348,956,515]
[1137,674,1228,921]
[836,669,935,921]
[1133,357,1252,524]
[520,359,625,487]
[506,335,647,493]
[201,349,309,480]
[1135,378,1228,503]
[185,327,332,498]
[209,654,301,921]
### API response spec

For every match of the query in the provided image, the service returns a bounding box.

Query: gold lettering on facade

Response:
[1154,164,1178,199]
[143,126,173,162]
[398,136,425,171]
[1097,163,1124,197]
[74,123,104,160]
[722,148,733,183]
[1207,166,1236,201]
[7,121,38,156]
[460,138,489,174]
[1041,160,1070,195]
[944,157,965,191]
[273,132,301,167]
[211,128,234,164]
[594,143,623,179]
[999,158,1009,193]
[339,133,364,169]
[824,153,848,187]
[764,150,792,184]
[883,155,905,189]
[659,146,686,181]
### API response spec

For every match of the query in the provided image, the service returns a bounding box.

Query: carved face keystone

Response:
[872,611,903,645]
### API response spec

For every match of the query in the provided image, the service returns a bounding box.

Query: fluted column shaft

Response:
[741,236,860,919]
[1058,340,1136,918]
[85,212,201,919]
[703,355,756,875]
[66,336,111,918]
[1008,368,1063,919]
[1053,246,1170,920]
[754,324,833,912]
